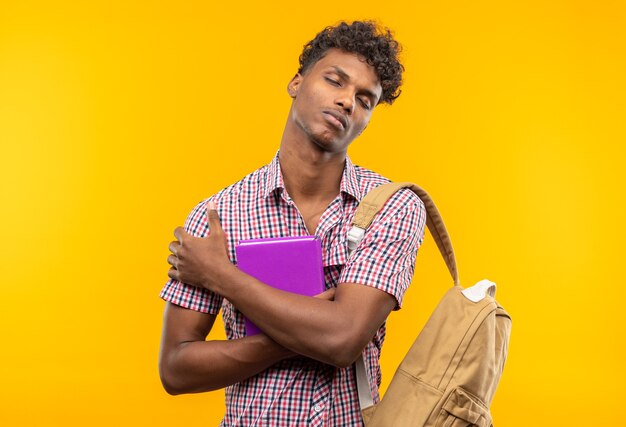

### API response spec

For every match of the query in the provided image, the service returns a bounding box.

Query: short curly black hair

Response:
[298,21,404,105]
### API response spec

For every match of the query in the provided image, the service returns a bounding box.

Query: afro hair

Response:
[298,21,404,105]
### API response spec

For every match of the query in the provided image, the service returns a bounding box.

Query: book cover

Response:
[235,235,325,336]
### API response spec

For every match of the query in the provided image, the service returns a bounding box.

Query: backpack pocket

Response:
[434,387,492,427]
[363,370,444,427]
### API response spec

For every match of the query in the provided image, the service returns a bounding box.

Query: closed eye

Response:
[324,77,340,86]
[359,98,372,110]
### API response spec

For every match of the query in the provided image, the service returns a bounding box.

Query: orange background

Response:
[1,1,624,425]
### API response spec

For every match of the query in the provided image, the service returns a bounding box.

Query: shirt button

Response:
[314,403,324,412]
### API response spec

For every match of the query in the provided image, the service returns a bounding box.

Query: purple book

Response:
[235,235,325,336]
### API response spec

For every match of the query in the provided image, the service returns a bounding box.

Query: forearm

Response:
[213,266,374,368]
[168,214,395,368]
[161,333,293,395]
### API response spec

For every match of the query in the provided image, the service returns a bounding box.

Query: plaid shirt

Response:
[160,152,426,426]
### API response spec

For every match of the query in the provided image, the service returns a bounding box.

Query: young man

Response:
[160,21,426,426]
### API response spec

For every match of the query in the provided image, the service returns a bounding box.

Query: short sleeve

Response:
[339,189,427,309]
[159,199,224,314]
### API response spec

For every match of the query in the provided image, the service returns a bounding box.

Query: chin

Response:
[309,129,337,147]
[301,122,351,153]
[312,138,349,154]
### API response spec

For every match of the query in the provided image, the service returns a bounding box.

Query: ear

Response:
[287,73,302,98]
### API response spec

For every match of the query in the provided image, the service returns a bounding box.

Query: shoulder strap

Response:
[350,182,459,412]
[348,182,459,286]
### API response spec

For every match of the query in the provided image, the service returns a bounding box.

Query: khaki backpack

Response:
[347,182,512,427]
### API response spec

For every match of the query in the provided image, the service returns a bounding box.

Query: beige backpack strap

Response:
[348,182,459,286]
[350,182,460,412]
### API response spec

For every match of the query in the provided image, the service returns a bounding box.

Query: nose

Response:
[335,91,354,115]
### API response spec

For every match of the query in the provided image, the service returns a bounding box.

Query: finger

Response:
[173,226,188,242]
[167,267,179,281]
[206,200,223,232]
[167,254,179,268]
[168,240,180,256]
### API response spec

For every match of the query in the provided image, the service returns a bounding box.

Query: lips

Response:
[323,110,348,130]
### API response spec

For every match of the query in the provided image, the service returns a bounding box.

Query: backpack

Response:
[347,182,512,427]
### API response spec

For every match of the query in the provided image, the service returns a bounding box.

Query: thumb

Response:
[206,200,222,232]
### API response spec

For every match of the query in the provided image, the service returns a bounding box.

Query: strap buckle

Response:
[347,226,366,255]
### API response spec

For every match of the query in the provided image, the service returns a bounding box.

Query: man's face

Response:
[287,48,383,154]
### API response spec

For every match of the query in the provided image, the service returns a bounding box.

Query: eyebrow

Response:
[330,66,380,104]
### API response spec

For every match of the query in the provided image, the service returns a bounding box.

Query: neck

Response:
[278,125,346,204]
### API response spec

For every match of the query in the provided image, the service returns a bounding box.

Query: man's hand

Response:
[167,201,232,290]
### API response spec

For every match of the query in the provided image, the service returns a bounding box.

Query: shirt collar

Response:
[263,150,285,199]
[262,150,362,201]
[340,155,362,201]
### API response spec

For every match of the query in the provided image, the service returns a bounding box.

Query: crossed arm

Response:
[159,204,397,395]
[159,303,292,395]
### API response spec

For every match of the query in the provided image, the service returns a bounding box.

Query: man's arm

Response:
[168,201,419,368]
[217,274,396,368]
[159,286,338,394]
[158,302,294,395]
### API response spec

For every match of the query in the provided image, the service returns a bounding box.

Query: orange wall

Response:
[1,1,624,425]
